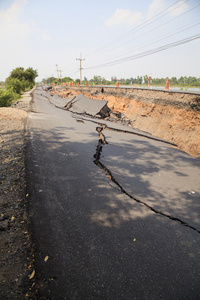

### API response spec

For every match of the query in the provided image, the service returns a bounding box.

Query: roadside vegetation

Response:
[41,75,200,88]
[0,67,38,107]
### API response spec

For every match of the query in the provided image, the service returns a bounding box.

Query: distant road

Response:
[91,85,200,95]
[53,84,200,95]
[27,86,200,299]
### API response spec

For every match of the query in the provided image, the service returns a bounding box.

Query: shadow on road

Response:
[26,124,200,299]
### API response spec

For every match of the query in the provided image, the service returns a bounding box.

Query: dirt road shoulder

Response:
[0,88,35,299]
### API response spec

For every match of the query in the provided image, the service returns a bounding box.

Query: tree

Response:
[178,76,185,86]
[8,67,25,81]
[170,77,178,85]
[111,76,117,82]
[1,67,38,107]
[143,75,148,84]
[136,76,142,84]
[125,79,130,85]
[6,67,38,91]
[62,77,73,83]
[6,78,23,94]
[24,67,38,85]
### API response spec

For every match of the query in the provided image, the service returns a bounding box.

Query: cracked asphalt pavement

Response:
[27,86,200,299]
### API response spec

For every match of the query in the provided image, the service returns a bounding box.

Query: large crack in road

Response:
[43,87,199,233]
[93,125,200,234]
[74,116,177,147]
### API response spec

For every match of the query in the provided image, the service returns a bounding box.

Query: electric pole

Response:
[55,65,63,85]
[59,70,63,84]
[55,64,59,79]
[76,53,85,85]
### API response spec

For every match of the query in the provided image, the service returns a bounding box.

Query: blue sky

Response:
[0,0,200,82]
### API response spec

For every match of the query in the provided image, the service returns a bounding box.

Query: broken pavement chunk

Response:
[65,94,110,118]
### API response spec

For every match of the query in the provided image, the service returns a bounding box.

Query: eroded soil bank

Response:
[0,94,35,299]
[52,86,200,157]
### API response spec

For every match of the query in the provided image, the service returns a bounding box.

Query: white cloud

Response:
[41,30,51,42]
[105,9,142,27]
[168,1,188,16]
[0,0,51,43]
[0,0,27,20]
[0,0,30,41]
[0,0,52,80]
[147,0,165,19]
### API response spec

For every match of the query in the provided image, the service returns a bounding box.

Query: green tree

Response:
[178,76,185,86]
[62,77,73,83]
[136,76,142,84]
[6,67,38,91]
[8,67,25,81]
[143,75,148,84]
[111,76,117,82]
[75,79,80,84]
[6,78,23,94]
[24,67,38,86]
[1,67,38,107]
[170,77,178,85]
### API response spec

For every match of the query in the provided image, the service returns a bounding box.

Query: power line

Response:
[55,1,199,79]
[85,2,200,72]
[67,70,79,77]
[105,0,189,50]
[85,0,189,58]
[134,21,200,52]
[85,34,200,70]
[120,2,200,49]
[101,21,200,63]
[90,1,200,62]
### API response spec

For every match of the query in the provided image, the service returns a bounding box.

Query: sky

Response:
[0,0,200,82]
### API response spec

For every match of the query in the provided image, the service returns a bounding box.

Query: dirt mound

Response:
[0,107,27,119]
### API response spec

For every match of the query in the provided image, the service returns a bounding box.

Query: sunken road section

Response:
[49,85,200,157]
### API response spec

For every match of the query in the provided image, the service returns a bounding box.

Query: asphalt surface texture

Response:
[26,86,200,299]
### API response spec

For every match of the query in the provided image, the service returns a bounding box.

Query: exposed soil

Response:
[0,97,35,299]
[52,87,200,157]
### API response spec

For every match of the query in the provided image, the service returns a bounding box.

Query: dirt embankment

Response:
[53,87,200,157]
[0,93,35,299]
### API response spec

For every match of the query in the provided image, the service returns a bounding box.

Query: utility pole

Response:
[59,70,63,84]
[55,64,59,79]
[55,65,63,85]
[76,53,85,85]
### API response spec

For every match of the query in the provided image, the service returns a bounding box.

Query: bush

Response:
[6,78,23,94]
[21,80,34,91]
[0,89,20,107]
[0,66,38,107]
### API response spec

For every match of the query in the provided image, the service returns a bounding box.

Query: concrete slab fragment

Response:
[49,94,74,108]
[68,94,110,117]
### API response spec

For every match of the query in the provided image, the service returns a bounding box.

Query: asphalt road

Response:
[26,86,200,299]
[77,85,200,95]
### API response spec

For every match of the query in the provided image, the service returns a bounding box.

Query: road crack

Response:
[93,126,200,234]
[93,127,107,163]
[74,116,177,147]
